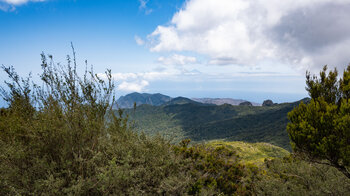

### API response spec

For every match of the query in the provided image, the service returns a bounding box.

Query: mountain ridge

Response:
[192,97,261,106]
[116,92,261,108]
[122,97,310,150]
[116,92,172,108]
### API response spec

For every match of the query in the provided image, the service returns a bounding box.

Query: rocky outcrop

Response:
[262,100,274,106]
[239,101,253,106]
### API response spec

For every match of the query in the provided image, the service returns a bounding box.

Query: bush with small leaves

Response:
[0,48,193,195]
[287,65,350,179]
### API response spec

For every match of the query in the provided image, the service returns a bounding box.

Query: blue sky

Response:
[2,0,350,105]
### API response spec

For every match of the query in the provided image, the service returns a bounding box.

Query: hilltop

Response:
[116,92,260,108]
[206,140,290,165]
[192,98,261,106]
[116,92,172,108]
[162,97,203,106]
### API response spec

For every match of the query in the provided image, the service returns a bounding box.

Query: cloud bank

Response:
[98,66,204,93]
[148,0,350,71]
[118,80,149,92]
[98,71,176,92]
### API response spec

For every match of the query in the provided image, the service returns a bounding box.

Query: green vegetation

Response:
[172,139,257,195]
[0,50,256,195]
[288,65,350,178]
[207,141,289,165]
[125,99,307,150]
[1,49,350,195]
[204,141,350,195]
[239,101,253,106]
[0,53,194,195]
[256,156,350,195]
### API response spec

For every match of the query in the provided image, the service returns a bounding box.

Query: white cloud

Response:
[0,0,45,11]
[118,80,149,92]
[134,35,145,46]
[138,0,152,15]
[1,0,45,5]
[97,70,177,92]
[98,62,302,94]
[157,54,197,65]
[97,66,204,92]
[148,0,350,71]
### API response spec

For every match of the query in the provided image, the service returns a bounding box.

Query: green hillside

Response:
[206,141,290,165]
[124,98,309,150]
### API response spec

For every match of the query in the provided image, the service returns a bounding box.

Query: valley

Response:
[118,92,310,151]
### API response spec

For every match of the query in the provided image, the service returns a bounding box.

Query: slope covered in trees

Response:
[124,99,309,150]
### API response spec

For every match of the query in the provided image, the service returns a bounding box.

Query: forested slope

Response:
[125,98,309,150]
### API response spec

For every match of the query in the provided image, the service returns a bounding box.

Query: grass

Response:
[206,140,290,166]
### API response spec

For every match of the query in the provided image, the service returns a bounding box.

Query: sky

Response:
[1,0,350,105]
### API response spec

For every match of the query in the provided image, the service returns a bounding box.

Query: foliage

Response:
[173,139,258,195]
[125,99,307,150]
[0,48,264,195]
[207,141,290,166]
[0,50,193,195]
[239,101,253,106]
[256,156,350,195]
[3,47,349,194]
[287,65,350,178]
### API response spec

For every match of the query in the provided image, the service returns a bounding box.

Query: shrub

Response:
[0,49,193,195]
[287,65,350,178]
[0,47,258,195]
[256,155,350,195]
[173,139,257,195]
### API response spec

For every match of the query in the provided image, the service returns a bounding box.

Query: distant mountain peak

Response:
[117,93,265,108]
[116,92,172,108]
[162,96,203,106]
[191,98,261,106]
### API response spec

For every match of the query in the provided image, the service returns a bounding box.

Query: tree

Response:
[287,65,350,179]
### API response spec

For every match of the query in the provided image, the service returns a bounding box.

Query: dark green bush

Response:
[256,155,350,195]
[287,65,350,178]
[173,139,257,195]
